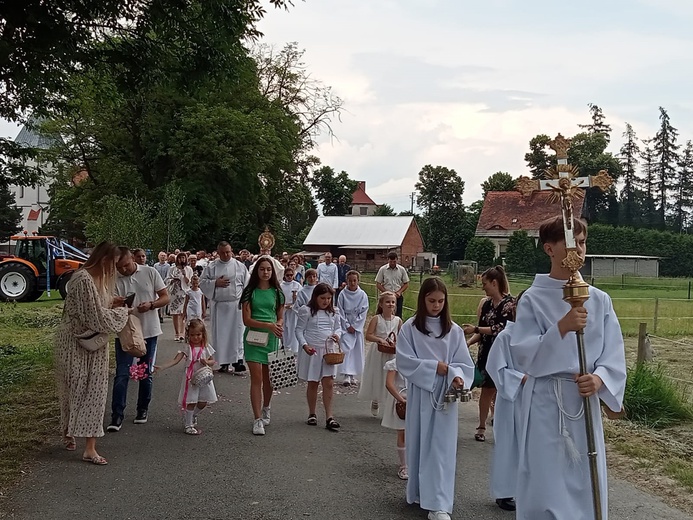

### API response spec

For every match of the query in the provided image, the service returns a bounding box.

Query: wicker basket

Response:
[323,337,344,365]
[377,331,397,355]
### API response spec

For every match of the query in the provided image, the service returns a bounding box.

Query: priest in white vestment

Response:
[199,242,249,373]
[509,217,626,520]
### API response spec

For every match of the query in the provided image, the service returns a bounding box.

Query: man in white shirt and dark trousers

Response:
[375,252,410,318]
[317,251,339,290]
[108,248,169,432]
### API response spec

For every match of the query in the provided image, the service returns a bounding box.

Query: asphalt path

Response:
[3,322,691,520]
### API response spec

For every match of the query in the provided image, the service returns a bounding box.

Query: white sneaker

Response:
[427,512,450,520]
[252,418,265,435]
[370,401,379,417]
[261,406,271,426]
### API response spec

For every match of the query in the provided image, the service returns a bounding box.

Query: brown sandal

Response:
[475,427,486,442]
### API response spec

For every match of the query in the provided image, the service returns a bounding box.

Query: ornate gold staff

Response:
[517,134,613,520]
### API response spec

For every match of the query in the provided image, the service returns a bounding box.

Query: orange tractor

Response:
[0,234,87,302]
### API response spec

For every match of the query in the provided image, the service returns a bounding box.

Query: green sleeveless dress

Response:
[243,288,283,364]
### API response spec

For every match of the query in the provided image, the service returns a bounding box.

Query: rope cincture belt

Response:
[552,376,585,464]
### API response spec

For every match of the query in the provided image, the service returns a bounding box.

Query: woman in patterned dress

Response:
[54,242,130,465]
[166,253,194,341]
[463,265,515,442]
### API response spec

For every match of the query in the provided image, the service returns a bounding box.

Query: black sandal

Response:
[325,417,340,431]
[475,427,486,442]
[306,414,318,426]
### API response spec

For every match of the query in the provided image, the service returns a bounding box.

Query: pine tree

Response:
[578,103,612,143]
[0,183,23,241]
[619,123,640,226]
[672,141,693,233]
[652,107,680,229]
[639,141,658,228]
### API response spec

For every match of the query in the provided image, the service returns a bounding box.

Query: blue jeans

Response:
[111,336,158,420]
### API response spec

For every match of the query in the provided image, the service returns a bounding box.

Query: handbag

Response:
[246,329,269,347]
[395,401,406,420]
[75,330,109,352]
[118,315,147,357]
[191,366,214,386]
[267,341,298,390]
[471,364,485,389]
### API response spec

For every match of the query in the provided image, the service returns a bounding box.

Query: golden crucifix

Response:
[517,133,614,520]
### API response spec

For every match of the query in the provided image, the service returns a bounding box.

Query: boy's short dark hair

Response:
[387,252,398,260]
[539,216,587,245]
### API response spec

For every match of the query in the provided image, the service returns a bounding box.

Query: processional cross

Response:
[516,133,614,520]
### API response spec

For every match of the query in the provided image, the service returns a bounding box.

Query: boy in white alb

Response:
[184,275,206,324]
[280,268,302,353]
[510,216,626,520]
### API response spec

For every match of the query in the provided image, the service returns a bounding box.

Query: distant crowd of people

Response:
[53,217,627,520]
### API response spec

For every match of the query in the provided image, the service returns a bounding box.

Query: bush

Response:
[624,362,693,428]
[464,237,495,270]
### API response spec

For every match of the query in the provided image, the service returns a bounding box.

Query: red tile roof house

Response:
[475,191,585,259]
[350,181,378,216]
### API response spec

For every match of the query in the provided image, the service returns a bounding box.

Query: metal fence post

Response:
[636,322,648,365]
[688,280,691,300]
[653,297,659,333]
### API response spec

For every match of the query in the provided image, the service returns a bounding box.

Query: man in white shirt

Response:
[317,251,339,289]
[153,251,170,323]
[108,248,169,432]
[375,252,410,318]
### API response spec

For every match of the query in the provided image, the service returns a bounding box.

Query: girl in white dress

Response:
[359,292,401,416]
[154,319,217,435]
[337,270,369,386]
[183,275,206,325]
[280,267,302,353]
[382,358,408,480]
[296,283,343,431]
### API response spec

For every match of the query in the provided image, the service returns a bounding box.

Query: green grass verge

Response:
[624,362,693,429]
[0,301,61,489]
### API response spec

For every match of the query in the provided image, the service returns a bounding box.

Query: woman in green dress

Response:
[241,257,285,436]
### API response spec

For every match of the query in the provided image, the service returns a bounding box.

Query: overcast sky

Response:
[258,0,693,211]
[3,1,693,213]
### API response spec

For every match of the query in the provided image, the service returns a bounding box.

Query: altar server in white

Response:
[486,319,524,512]
[295,268,318,309]
[280,267,302,353]
[396,277,475,520]
[199,242,250,373]
[337,270,368,386]
[510,216,626,520]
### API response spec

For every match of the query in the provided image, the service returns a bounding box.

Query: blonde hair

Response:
[376,291,397,315]
[187,319,208,346]
[82,241,119,303]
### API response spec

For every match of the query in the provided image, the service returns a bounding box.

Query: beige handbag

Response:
[118,315,147,357]
[75,330,109,351]
[246,329,269,347]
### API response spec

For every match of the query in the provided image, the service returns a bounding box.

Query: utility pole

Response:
[410,192,415,214]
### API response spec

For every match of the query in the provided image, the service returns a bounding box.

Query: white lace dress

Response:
[177,344,218,406]
[381,358,406,430]
[358,315,401,407]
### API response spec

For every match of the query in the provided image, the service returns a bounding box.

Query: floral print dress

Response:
[54,269,129,438]
[477,294,515,388]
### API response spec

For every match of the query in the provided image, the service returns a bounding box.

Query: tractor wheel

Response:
[0,263,38,302]
[57,271,74,300]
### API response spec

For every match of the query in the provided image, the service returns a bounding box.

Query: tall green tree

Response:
[672,141,693,233]
[481,171,516,198]
[619,123,641,227]
[505,230,536,274]
[415,165,467,260]
[464,237,495,270]
[0,183,22,241]
[653,107,680,229]
[639,141,658,228]
[577,103,612,143]
[524,134,554,179]
[313,166,358,216]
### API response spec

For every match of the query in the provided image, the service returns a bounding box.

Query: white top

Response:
[317,262,339,288]
[167,265,194,293]
[116,264,166,338]
[185,288,204,319]
[375,263,410,292]
[295,307,342,349]
[199,258,249,302]
[295,284,316,309]
[280,280,302,307]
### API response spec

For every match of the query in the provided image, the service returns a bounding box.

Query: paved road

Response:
[3,323,691,520]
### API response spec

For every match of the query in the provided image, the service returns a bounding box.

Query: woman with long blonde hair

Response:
[54,241,131,465]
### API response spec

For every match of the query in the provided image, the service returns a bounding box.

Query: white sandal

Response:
[184,426,201,435]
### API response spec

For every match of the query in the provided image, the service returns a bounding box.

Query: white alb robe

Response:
[199,258,249,365]
[295,284,316,310]
[337,287,368,376]
[280,280,302,353]
[396,317,475,515]
[510,274,626,520]
[249,255,285,281]
[485,321,523,500]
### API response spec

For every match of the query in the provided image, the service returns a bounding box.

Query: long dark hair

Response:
[308,283,335,316]
[240,257,283,310]
[413,277,452,338]
[482,265,510,296]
